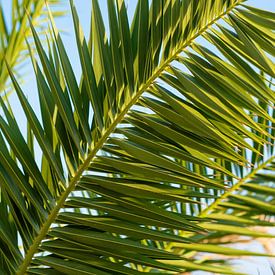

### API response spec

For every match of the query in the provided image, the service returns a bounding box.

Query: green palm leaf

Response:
[0,0,275,274]
[0,0,65,95]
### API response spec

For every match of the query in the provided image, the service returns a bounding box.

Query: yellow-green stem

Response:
[199,155,275,218]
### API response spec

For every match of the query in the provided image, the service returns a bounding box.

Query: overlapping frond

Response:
[0,0,65,94]
[0,0,274,274]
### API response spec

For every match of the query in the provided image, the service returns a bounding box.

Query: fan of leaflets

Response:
[0,0,275,274]
[0,0,64,94]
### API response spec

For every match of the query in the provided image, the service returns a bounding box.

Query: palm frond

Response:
[0,0,275,274]
[0,0,65,94]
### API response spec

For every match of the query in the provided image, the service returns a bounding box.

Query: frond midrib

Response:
[164,154,275,260]
[16,1,244,273]
[199,155,275,218]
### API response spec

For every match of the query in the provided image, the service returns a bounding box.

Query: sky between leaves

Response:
[1,0,274,136]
